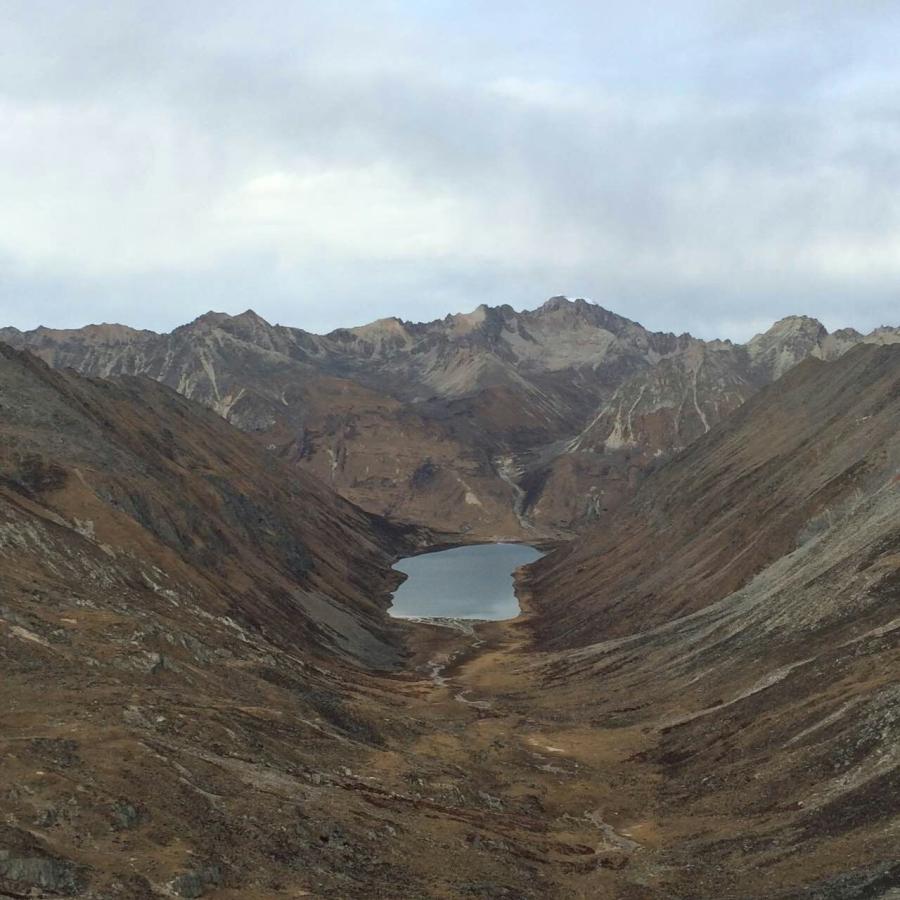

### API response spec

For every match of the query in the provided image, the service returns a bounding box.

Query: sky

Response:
[1,0,899,341]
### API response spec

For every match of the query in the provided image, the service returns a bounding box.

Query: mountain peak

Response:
[444,304,491,333]
[233,308,270,326]
[539,295,576,313]
[348,316,409,339]
[187,310,231,329]
[758,314,827,338]
[746,315,829,379]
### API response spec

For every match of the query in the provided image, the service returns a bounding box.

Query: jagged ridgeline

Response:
[3,298,898,538]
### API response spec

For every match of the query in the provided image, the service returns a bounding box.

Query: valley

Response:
[5,1,900,896]
[0,0,900,900]
[0,308,898,898]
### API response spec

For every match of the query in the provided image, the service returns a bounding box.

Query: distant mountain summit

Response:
[3,298,897,536]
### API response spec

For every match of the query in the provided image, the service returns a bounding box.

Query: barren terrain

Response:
[1,339,898,898]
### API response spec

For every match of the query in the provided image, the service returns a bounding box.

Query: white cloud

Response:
[216,165,469,262]
[0,0,899,337]
[487,77,593,111]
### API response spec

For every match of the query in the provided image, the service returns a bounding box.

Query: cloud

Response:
[0,0,899,339]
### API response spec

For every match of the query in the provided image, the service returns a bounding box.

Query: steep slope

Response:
[0,344,414,666]
[528,343,900,646]
[525,316,900,530]
[524,341,760,529]
[0,345,469,896]
[517,344,900,896]
[567,341,758,456]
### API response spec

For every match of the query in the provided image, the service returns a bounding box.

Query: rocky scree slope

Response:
[3,299,898,538]
[520,343,900,897]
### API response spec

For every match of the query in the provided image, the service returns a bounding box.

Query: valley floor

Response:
[374,616,662,898]
[327,603,900,900]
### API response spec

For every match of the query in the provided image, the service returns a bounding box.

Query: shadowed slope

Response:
[0,343,412,666]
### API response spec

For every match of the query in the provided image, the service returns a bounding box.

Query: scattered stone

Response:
[111,799,146,830]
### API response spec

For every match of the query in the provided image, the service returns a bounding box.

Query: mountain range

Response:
[4,298,897,537]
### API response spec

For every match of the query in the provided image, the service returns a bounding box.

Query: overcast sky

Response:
[2,1,899,340]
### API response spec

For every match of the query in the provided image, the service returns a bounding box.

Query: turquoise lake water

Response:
[389,543,543,620]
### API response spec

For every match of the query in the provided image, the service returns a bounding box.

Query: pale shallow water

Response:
[389,543,543,620]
